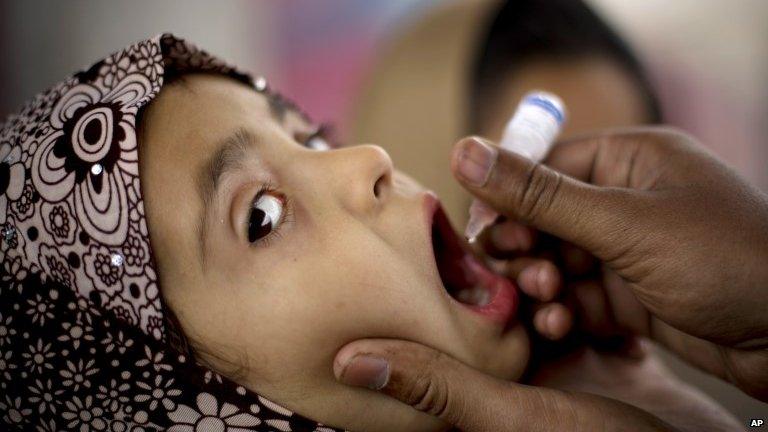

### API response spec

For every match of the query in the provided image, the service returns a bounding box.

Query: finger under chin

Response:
[335,337,670,431]
[333,338,512,430]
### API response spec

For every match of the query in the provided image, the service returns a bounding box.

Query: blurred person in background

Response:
[353,0,660,223]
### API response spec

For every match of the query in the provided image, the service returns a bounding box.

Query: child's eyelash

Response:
[312,123,331,140]
[304,122,343,149]
[249,123,335,248]
[248,181,294,248]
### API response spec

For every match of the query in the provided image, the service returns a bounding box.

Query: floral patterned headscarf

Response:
[0,33,344,431]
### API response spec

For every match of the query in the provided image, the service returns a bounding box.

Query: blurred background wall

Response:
[2,0,766,192]
[1,0,766,424]
[0,0,276,117]
[591,0,768,197]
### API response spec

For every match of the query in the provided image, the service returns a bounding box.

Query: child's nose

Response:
[330,144,394,215]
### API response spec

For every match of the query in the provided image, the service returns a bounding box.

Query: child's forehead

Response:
[139,74,321,187]
[160,74,312,126]
[159,74,271,118]
[144,75,310,147]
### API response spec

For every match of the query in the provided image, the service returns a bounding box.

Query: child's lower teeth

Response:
[456,287,491,306]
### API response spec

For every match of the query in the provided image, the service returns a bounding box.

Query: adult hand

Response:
[525,341,743,432]
[333,339,676,432]
[452,127,768,400]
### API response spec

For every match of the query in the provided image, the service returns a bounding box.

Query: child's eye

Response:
[301,123,334,150]
[306,134,331,151]
[248,193,283,244]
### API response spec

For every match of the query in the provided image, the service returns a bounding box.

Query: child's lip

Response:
[423,192,519,328]
[423,191,440,228]
[460,253,519,325]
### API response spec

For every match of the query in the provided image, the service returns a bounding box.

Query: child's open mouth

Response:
[428,201,518,326]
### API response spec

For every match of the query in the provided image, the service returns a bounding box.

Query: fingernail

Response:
[546,308,559,336]
[336,354,390,390]
[457,138,497,187]
[519,265,541,296]
[537,264,551,291]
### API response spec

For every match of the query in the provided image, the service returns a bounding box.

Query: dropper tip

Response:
[465,199,496,243]
[464,219,485,244]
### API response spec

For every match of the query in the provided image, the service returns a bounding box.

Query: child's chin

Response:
[482,324,531,381]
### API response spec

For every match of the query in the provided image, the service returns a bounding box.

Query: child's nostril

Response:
[373,174,386,199]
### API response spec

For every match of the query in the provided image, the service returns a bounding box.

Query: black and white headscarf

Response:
[0,33,344,431]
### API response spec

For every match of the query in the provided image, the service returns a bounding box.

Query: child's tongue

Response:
[431,206,494,306]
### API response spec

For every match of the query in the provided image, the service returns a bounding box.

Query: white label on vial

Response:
[501,93,565,162]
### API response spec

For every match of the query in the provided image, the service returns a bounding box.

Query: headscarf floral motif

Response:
[0,33,344,431]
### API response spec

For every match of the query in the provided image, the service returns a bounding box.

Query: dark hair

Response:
[469,0,662,128]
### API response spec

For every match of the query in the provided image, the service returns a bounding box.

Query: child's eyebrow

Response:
[197,89,303,209]
[194,89,311,266]
[265,89,309,124]
[196,127,254,266]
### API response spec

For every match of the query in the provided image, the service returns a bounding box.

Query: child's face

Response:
[139,74,529,432]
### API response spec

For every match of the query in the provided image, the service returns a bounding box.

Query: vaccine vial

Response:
[465,91,566,242]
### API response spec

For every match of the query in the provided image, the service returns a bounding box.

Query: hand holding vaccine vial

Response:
[464,91,567,242]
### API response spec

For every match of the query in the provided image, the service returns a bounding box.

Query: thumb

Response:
[333,339,574,432]
[451,136,634,255]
